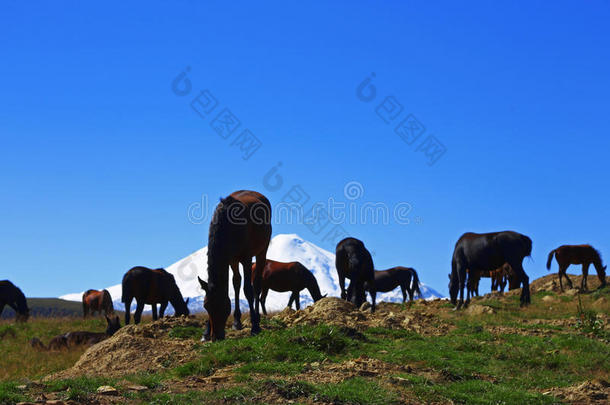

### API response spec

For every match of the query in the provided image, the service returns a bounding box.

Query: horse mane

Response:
[207,196,237,284]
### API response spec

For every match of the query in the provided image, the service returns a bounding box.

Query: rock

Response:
[542,295,557,303]
[96,385,119,396]
[465,304,495,315]
[46,401,66,405]
[16,385,27,390]
[127,385,148,392]
[310,361,320,368]
[564,289,579,297]
[593,297,607,308]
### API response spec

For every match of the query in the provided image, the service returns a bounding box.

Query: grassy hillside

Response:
[1,298,84,318]
[0,275,608,404]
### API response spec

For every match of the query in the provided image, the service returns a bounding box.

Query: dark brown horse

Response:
[82,289,114,318]
[122,266,190,324]
[364,267,422,303]
[547,244,607,291]
[449,231,532,309]
[0,280,29,322]
[335,237,376,311]
[197,190,272,341]
[31,314,121,350]
[252,259,326,315]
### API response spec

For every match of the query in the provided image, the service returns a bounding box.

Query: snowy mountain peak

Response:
[60,234,445,313]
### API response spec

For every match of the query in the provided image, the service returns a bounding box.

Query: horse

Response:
[364,267,422,303]
[121,266,190,325]
[197,190,272,341]
[82,289,114,318]
[0,280,30,322]
[31,314,121,350]
[547,244,607,291]
[252,259,326,315]
[466,263,510,297]
[335,237,376,311]
[449,231,532,309]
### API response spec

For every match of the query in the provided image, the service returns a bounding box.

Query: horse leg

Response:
[231,263,243,330]
[82,302,88,319]
[242,258,260,335]
[562,264,573,290]
[509,261,530,306]
[134,301,145,324]
[253,251,267,318]
[124,297,132,325]
[151,304,158,321]
[287,290,294,310]
[339,273,347,300]
[401,284,408,303]
[159,301,168,318]
[293,291,301,310]
[260,287,269,316]
[581,263,589,291]
[369,285,376,313]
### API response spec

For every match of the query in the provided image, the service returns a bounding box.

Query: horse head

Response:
[105,314,121,335]
[199,276,230,341]
[448,273,458,305]
[16,308,29,323]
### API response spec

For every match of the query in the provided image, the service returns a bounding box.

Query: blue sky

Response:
[2,1,609,297]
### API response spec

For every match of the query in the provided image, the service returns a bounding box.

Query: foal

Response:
[547,244,607,291]
[253,259,325,315]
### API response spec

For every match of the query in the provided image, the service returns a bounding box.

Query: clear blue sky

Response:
[2,1,609,297]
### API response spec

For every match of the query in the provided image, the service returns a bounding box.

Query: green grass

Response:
[169,325,204,340]
[314,377,399,405]
[174,324,360,377]
[0,381,28,405]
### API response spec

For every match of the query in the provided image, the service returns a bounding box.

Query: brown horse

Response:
[0,280,29,322]
[121,266,190,324]
[82,289,114,318]
[252,259,326,315]
[466,263,510,297]
[364,267,422,303]
[197,190,272,341]
[335,237,376,311]
[547,244,607,291]
[449,231,532,309]
[31,314,121,350]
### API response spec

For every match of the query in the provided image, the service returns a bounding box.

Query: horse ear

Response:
[185,297,190,305]
[322,294,328,298]
[198,276,208,292]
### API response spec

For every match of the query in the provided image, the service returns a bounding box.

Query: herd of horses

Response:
[1,190,607,346]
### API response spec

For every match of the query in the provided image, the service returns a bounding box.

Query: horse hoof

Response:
[250,327,261,336]
[232,323,243,331]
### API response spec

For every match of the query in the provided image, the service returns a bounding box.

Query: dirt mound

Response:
[46,316,205,380]
[545,379,610,404]
[530,273,609,293]
[272,297,452,336]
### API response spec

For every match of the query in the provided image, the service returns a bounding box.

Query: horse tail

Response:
[411,269,422,298]
[121,274,130,303]
[546,249,556,271]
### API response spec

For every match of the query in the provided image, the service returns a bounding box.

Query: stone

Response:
[127,385,148,392]
[465,304,495,315]
[542,295,557,303]
[96,385,119,396]
[564,289,579,297]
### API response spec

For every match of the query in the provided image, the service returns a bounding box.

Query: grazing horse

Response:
[335,237,376,311]
[364,267,422,303]
[0,280,29,322]
[198,190,272,341]
[547,244,607,291]
[252,259,326,315]
[31,314,121,350]
[121,266,190,325]
[449,231,532,309]
[82,289,114,318]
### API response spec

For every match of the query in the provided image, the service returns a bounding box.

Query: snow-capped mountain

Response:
[60,234,445,314]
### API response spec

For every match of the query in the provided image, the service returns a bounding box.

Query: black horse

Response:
[122,266,190,324]
[365,267,422,303]
[449,231,532,309]
[335,237,376,311]
[0,280,30,322]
